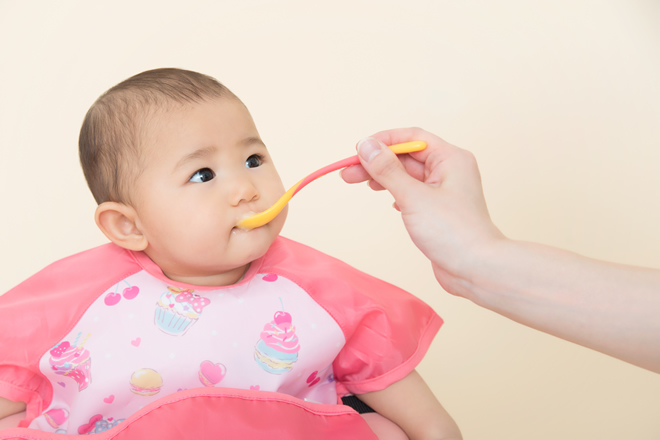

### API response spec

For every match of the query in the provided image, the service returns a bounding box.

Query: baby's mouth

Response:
[233,211,260,233]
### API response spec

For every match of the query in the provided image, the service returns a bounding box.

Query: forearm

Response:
[357,371,462,440]
[449,238,660,372]
[347,128,660,372]
[0,397,26,429]
[0,398,25,420]
[0,411,25,430]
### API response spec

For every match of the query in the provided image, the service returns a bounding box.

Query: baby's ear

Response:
[95,202,148,251]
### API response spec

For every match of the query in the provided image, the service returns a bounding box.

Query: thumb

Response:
[356,137,421,202]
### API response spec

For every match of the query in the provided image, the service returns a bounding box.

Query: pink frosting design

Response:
[43,408,69,428]
[260,312,300,354]
[49,341,92,391]
[172,287,211,314]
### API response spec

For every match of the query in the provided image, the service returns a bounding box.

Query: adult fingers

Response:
[356,137,423,202]
[368,180,386,191]
[340,164,371,184]
[370,127,459,165]
[340,154,425,185]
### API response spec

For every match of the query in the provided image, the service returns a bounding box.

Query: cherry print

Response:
[104,292,121,306]
[274,311,292,325]
[122,286,139,300]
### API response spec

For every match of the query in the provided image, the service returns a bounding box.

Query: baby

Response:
[0,68,461,439]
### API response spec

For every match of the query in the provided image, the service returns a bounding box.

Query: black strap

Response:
[341,395,376,414]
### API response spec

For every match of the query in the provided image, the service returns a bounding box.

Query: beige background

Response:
[1,1,659,438]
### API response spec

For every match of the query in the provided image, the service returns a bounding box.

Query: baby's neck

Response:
[161,263,250,287]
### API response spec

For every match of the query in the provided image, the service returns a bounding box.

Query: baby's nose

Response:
[230,174,259,206]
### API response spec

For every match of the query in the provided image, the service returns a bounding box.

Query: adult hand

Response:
[343,127,660,373]
[341,127,504,295]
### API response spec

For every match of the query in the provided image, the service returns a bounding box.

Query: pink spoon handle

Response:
[291,156,359,197]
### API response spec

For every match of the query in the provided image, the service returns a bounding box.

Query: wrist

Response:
[435,231,512,305]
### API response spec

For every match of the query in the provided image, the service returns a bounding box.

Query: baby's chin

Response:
[231,228,277,256]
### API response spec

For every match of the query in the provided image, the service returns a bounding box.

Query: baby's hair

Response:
[79,68,238,205]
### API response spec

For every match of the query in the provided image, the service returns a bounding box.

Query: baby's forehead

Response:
[135,99,261,165]
[133,101,201,151]
[143,97,256,144]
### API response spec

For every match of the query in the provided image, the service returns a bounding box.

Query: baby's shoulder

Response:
[262,236,406,300]
[263,236,368,280]
[1,243,139,303]
[262,238,439,350]
[0,243,142,367]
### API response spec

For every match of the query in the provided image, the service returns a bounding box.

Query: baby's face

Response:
[131,98,287,286]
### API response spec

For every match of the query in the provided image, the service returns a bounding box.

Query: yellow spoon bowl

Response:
[236,140,427,230]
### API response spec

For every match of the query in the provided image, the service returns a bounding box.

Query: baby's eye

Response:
[245,154,264,169]
[189,168,216,183]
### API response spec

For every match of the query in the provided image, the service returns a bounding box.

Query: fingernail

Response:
[357,137,382,163]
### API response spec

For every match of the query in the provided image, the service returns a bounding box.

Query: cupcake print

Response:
[254,308,300,374]
[154,287,210,336]
[49,336,92,392]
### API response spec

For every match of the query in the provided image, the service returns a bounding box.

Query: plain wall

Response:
[1,1,659,438]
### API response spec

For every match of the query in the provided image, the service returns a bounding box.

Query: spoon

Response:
[236,140,427,230]
[236,141,427,230]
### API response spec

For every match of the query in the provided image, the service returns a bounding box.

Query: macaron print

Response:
[129,368,163,396]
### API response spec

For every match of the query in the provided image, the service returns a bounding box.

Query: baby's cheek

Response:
[154,219,218,260]
[174,212,218,239]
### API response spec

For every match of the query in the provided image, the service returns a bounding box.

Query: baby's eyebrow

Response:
[174,146,217,172]
[240,136,267,149]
